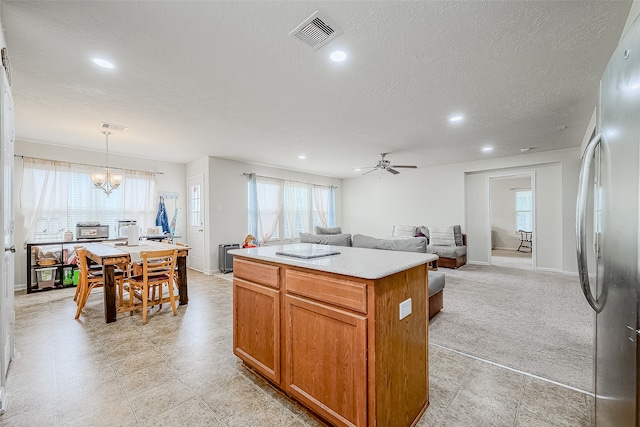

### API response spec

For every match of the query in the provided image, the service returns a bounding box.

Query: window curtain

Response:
[328,186,336,227]
[312,185,329,227]
[247,173,258,238]
[20,158,71,243]
[284,182,310,240]
[21,158,157,243]
[256,177,284,243]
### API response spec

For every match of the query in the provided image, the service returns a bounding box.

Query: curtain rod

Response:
[15,154,164,175]
[243,172,337,188]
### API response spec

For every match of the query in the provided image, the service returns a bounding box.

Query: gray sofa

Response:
[300,230,445,319]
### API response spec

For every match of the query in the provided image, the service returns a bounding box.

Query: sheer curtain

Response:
[247,173,258,238]
[20,158,70,243]
[21,157,157,243]
[312,185,329,227]
[256,177,284,243]
[328,186,336,227]
[284,182,310,240]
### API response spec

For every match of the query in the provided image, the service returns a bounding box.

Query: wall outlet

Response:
[399,298,412,320]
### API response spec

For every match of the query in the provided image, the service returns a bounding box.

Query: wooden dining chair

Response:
[126,249,178,325]
[74,247,125,319]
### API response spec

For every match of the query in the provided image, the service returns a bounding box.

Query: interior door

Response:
[0,66,15,413]
[187,174,205,272]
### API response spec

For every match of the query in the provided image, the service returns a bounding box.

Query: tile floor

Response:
[0,269,592,426]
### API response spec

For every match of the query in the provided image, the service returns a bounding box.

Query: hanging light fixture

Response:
[91,130,123,196]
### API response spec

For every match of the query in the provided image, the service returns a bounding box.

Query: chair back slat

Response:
[140,249,177,282]
[75,246,89,282]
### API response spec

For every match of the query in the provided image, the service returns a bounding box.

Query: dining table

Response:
[83,240,191,323]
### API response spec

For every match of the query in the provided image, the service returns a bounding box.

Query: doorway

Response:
[489,173,535,270]
[187,174,205,272]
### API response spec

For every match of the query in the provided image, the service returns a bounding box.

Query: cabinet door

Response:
[233,278,280,384]
[284,294,367,427]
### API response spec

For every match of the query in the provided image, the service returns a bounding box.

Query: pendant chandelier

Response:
[91,130,123,196]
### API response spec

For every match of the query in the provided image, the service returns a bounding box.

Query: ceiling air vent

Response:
[289,11,342,50]
[100,122,128,132]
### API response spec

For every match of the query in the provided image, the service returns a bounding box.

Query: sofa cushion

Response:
[299,232,352,247]
[453,225,463,246]
[428,226,455,246]
[352,234,427,253]
[314,226,342,235]
[391,225,417,238]
[428,271,445,297]
[427,245,466,258]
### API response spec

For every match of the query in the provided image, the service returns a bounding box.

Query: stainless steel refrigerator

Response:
[577,14,640,427]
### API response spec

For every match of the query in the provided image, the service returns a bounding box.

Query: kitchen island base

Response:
[232,246,433,427]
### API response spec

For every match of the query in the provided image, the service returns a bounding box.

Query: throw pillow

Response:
[314,226,342,235]
[300,232,352,247]
[453,225,463,246]
[428,226,455,246]
[391,225,417,238]
[416,226,429,242]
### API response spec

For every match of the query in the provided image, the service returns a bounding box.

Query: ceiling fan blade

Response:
[391,165,417,169]
[362,168,379,176]
[386,168,400,175]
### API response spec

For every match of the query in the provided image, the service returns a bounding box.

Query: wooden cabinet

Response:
[233,260,281,384]
[232,256,428,427]
[285,294,367,427]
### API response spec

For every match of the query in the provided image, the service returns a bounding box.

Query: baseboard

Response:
[562,271,579,277]
[468,260,490,266]
[535,267,563,274]
[493,247,519,251]
[0,386,7,415]
[15,283,26,292]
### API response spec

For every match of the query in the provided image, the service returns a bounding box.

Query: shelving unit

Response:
[26,238,119,293]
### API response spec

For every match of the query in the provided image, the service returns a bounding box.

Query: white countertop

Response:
[229,243,437,280]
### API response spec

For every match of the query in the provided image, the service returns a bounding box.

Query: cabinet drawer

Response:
[234,258,280,289]
[285,270,367,314]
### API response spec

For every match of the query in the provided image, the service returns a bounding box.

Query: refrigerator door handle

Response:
[577,132,605,313]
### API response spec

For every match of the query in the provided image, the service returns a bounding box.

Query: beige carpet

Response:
[429,264,593,392]
[491,248,532,270]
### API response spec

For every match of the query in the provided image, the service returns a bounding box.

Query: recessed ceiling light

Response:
[298,155,306,160]
[92,58,114,69]
[449,115,464,123]
[354,168,361,172]
[481,146,493,152]
[521,147,534,152]
[330,51,347,62]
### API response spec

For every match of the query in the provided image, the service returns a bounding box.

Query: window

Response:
[247,175,334,243]
[189,183,202,227]
[515,190,533,232]
[21,158,156,243]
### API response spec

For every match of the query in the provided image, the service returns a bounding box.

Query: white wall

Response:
[186,156,343,274]
[490,176,531,250]
[14,140,187,288]
[343,147,581,273]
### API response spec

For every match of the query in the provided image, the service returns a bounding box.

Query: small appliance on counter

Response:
[76,222,109,240]
[117,220,137,238]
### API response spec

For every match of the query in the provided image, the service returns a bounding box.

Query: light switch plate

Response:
[399,298,412,320]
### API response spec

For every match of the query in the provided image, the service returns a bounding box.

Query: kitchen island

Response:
[229,243,437,427]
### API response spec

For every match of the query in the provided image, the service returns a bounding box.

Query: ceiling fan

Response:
[361,153,417,175]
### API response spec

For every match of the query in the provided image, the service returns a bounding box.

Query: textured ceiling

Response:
[0,1,632,178]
